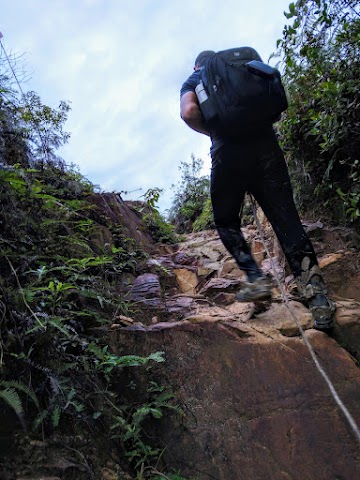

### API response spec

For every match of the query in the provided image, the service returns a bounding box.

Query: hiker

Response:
[180,48,336,330]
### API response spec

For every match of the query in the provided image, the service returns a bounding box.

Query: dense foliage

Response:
[0,148,179,480]
[277,0,360,227]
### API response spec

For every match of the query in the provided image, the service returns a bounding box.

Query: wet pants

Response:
[210,129,318,282]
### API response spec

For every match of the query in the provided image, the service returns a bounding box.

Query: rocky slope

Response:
[112,222,360,480]
[1,192,359,480]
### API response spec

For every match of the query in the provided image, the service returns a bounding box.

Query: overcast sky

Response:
[1,0,290,213]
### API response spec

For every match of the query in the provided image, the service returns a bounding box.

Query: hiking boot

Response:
[308,294,336,330]
[235,276,273,302]
[296,259,336,330]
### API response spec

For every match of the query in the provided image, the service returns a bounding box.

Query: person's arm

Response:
[180,91,210,136]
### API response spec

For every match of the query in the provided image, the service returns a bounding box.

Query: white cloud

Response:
[1,0,291,213]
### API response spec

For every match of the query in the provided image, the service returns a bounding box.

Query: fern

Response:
[48,317,72,338]
[0,380,39,408]
[23,287,36,304]
[0,388,23,415]
[86,341,108,360]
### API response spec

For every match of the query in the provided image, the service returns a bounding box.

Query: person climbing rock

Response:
[180,48,336,330]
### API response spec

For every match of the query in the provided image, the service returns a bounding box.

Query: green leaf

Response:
[52,405,61,428]
[48,318,71,338]
[148,351,165,363]
[34,410,48,430]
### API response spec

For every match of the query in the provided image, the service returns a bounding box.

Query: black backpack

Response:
[195,46,288,136]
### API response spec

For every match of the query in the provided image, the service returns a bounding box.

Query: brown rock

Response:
[113,322,360,480]
[211,292,236,305]
[88,193,155,253]
[251,238,266,264]
[182,303,235,323]
[197,264,218,277]
[332,299,360,361]
[320,251,360,301]
[129,273,161,301]
[173,251,197,266]
[200,277,241,296]
[219,257,245,279]
[116,315,134,326]
[173,268,198,294]
[319,252,345,268]
[253,301,313,336]
[226,301,255,317]
[196,243,225,262]
[161,294,196,314]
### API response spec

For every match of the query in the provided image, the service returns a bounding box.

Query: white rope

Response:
[249,194,360,443]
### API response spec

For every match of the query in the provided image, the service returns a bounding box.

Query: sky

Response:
[1,0,291,214]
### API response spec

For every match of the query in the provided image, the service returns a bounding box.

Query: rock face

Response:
[114,322,360,480]
[111,225,360,480]
[87,193,156,254]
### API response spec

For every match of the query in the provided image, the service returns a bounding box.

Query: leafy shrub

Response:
[168,155,211,233]
[140,188,178,244]
[277,0,360,228]
[192,197,214,232]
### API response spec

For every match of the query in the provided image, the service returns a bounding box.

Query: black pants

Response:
[210,129,318,281]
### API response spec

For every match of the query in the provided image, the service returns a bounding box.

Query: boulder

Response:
[129,273,161,301]
[331,299,360,361]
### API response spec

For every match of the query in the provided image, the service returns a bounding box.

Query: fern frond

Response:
[86,341,107,360]
[0,380,39,408]
[0,387,23,415]
[48,317,71,338]
[23,288,36,303]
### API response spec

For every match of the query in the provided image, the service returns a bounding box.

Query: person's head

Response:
[194,50,215,70]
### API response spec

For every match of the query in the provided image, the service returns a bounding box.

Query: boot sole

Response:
[314,320,335,330]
